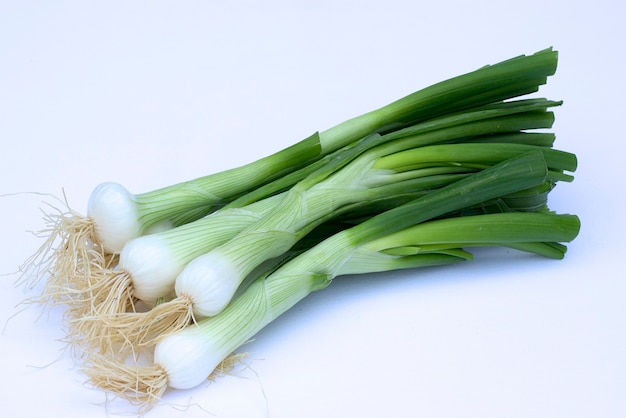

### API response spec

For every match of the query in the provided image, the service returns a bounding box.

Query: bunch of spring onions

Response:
[83,151,580,409]
[18,47,580,411]
[73,98,575,355]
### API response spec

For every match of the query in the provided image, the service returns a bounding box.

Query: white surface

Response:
[1,1,624,417]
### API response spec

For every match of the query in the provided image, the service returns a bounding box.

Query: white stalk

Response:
[174,227,297,318]
[173,251,243,318]
[87,182,141,253]
[153,324,220,390]
[118,234,182,303]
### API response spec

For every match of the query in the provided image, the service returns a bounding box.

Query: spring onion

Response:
[14,48,583,414]
[78,102,574,355]
[83,151,580,408]
[57,94,567,357]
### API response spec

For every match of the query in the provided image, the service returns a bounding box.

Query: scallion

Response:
[82,152,579,408]
[15,48,582,415]
[86,116,574,354]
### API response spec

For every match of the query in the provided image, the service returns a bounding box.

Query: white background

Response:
[1,1,624,417]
